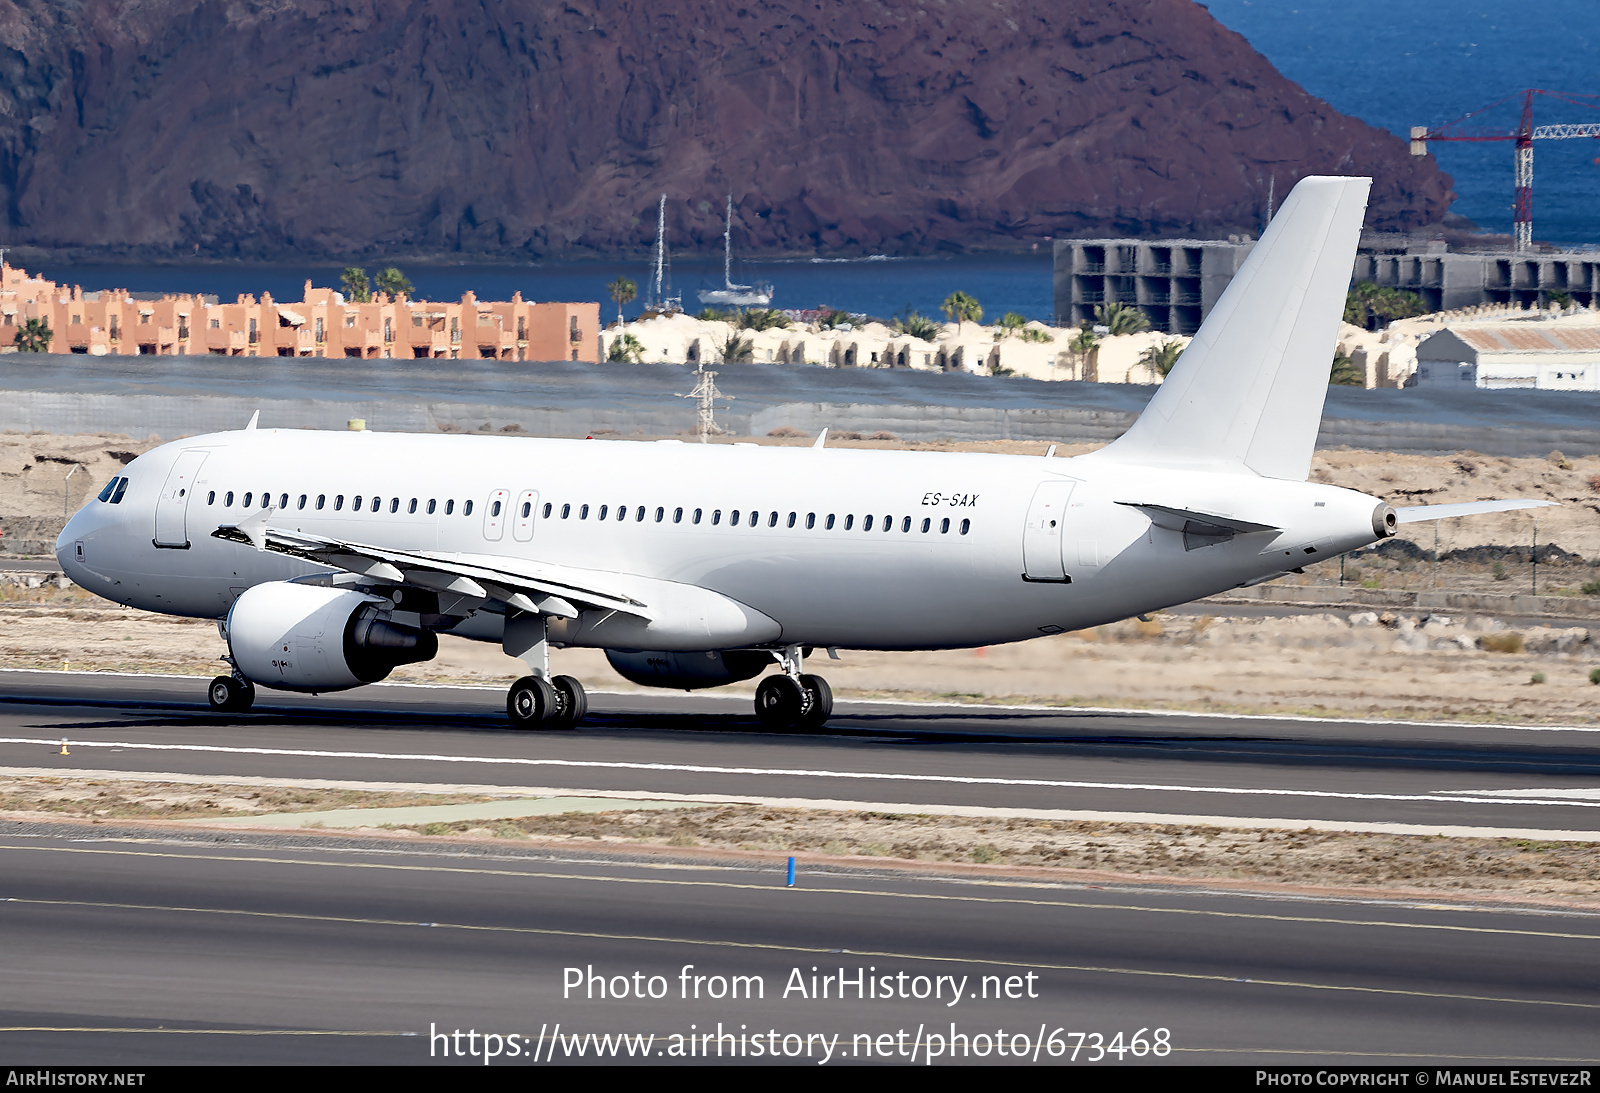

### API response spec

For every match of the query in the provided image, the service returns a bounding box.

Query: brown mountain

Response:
[0,0,1452,260]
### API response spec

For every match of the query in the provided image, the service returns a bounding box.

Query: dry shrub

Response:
[868,431,900,441]
[1191,614,1214,634]
[1132,618,1165,639]
[1452,456,1478,476]
[1587,474,1600,494]
[767,426,809,438]
[832,430,863,440]
[1481,632,1525,654]
[1548,450,1573,470]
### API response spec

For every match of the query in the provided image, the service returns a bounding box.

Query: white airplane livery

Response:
[54,178,1552,729]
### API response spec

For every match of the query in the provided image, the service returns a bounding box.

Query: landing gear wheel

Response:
[755,674,807,730]
[549,675,588,729]
[507,675,559,728]
[207,675,255,713]
[797,674,833,729]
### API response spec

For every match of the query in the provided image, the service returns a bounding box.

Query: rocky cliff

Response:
[0,0,1452,259]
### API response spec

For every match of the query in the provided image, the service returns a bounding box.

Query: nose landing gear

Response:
[753,646,833,730]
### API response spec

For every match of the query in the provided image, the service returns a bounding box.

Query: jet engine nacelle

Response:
[227,581,438,693]
[605,649,769,691]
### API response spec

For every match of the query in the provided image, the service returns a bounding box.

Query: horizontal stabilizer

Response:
[1395,499,1557,524]
[1115,501,1280,534]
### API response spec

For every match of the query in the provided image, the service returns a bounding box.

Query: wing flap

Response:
[212,522,651,619]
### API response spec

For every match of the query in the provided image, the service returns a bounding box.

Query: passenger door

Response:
[153,450,208,548]
[1021,479,1074,582]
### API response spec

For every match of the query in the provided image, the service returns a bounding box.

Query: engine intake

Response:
[227,582,438,693]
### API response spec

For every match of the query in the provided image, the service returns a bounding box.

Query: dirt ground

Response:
[4,774,1596,905]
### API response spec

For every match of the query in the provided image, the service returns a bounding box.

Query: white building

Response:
[1413,311,1600,391]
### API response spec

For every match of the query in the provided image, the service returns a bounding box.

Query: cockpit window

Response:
[111,478,128,504]
[98,479,119,503]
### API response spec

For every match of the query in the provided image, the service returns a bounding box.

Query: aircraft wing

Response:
[1394,499,1557,524]
[1115,501,1280,534]
[211,512,651,620]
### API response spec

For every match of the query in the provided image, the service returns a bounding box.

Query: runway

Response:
[2,829,1598,1065]
[1,670,1600,835]
[2,670,1599,1064]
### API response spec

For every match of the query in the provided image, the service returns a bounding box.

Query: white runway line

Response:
[2,736,1597,812]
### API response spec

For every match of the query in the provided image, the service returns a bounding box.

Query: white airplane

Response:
[55,177,1552,729]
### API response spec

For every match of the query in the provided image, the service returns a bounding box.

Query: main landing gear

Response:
[502,610,588,730]
[207,673,255,713]
[754,646,833,730]
[507,673,588,730]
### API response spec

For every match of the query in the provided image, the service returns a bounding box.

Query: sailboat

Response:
[647,194,682,313]
[697,194,773,308]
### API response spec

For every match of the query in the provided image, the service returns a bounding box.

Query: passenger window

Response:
[750,511,759,527]
[112,478,128,504]
[541,502,550,518]
[463,500,473,516]
[767,512,777,527]
[673,507,683,524]
[884,515,893,532]
[824,514,834,530]
[298,494,308,510]
[692,508,702,525]
[352,495,361,510]
[713,509,723,526]
[390,498,399,513]
[960,518,970,535]
[863,514,874,531]
[371,496,381,513]
[901,516,911,533]
[428,499,438,515]
[335,495,345,511]
[727,509,736,525]
[280,493,289,509]
[243,492,253,508]
[655,507,664,522]
[491,500,502,517]
[940,517,950,534]
[101,479,121,503]
[409,498,418,514]
[225,491,235,506]
[615,505,626,521]
[921,518,931,533]
[579,504,589,519]
[787,512,796,528]
[806,513,816,529]
[520,502,530,518]
[316,495,326,510]
[445,500,454,515]
[598,504,608,520]
[205,489,215,505]
[561,504,571,519]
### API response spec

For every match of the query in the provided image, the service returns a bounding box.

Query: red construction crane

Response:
[1410,89,1600,252]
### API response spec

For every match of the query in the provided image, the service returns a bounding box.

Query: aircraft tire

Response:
[208,675,255,714]
[507,675,559,728]
[755,674,806,730]
[550,675,588,729]
[797,674,833,729]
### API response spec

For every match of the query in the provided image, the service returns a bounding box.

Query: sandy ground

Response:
[4,774,1596,904]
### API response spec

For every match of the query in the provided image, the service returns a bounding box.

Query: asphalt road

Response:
[2,831,1598,1065]
[1,671,1599,835]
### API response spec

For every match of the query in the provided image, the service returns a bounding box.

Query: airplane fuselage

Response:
[58,428,1388,653]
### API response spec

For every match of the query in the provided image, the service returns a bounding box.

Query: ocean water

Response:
[1204,0,1599,247]
[35,1,1597,319]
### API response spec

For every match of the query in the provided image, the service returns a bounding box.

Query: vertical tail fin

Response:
[1099,176,1370,481]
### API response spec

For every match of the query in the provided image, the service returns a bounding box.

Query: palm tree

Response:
[374,267,414,299]
[606,333,645,363]
[1093,302,1149,336]
[717,332,754,363]
[13,317,52,353]
[608,277,638,326]
[1330,353,1364,386]
[340,267,371,303]
[892,312,940,342]
[941,291,982,333]
[996,311,1027,337]
[1069,325,1100,381]
[1138,338,1185,381]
